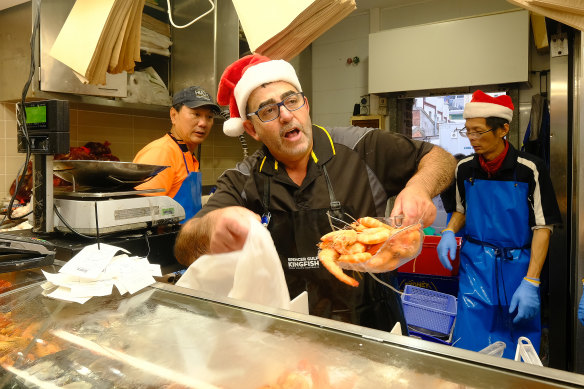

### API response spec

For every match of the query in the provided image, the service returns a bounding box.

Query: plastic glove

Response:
[578,292,584,326]
[509,279,540,324]
[436,230,457,271]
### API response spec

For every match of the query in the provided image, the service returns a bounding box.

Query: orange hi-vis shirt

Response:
[133,133,199,197]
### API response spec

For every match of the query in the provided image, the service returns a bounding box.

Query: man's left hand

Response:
[509,279,540,324]
[390,185,436,227]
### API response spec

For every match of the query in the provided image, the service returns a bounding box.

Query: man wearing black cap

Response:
[134,86,220,221]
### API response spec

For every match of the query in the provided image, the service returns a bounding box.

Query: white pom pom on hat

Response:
[216,54,302,137]
[463,90,514,122]
[223,117,245,137]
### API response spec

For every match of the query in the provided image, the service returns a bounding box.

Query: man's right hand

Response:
[437,230,457,271]
[209,207,261,254]
[175,206,261,266]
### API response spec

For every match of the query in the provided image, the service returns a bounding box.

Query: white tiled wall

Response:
[0,102,259,200]
[0,103,21,202]
[311,12,370,128]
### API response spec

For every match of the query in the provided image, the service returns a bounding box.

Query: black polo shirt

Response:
[455,142,562,228]
[198,124,433,220]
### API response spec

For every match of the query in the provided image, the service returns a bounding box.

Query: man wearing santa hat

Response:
[175,54,456,333]
[437,90,561,358]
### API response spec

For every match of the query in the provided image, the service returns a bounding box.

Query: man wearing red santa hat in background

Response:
[175,54,456,333]
[437,90,561,358]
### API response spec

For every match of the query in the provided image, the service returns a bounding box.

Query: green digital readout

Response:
[25,105,47,124]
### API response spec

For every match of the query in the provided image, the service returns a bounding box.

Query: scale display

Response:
[17,100,69,154]
[24,105,47,125]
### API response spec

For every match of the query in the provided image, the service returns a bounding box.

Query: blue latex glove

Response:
[509,279,540,324]
[578,291,584,325]
[436,230,456,271]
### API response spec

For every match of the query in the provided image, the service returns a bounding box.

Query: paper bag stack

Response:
[507,0,584,32]
[50,0,146,85]
[233,0,356,60]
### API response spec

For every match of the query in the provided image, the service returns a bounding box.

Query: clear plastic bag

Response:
[317,216,424,287]
[478,341,506,358]
[514,337,543,366]
[339,223,424,273]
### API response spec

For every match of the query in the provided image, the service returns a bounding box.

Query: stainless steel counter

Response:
[1,281,583,388]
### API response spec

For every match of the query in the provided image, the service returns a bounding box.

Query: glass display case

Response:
[1,280,583,388]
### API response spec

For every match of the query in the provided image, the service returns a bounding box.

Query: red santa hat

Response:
[217,54,302,137]
[463,90,514,122]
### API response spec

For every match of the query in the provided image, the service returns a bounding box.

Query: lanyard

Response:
[261,178,271,227]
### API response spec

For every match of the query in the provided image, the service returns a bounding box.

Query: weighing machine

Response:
[52,160,185,236]
[11,99,186,268]
[14,99,185,236]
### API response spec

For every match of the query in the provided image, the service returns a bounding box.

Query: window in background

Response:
[411,92,505,156]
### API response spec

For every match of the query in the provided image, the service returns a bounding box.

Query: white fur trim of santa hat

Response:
[233,60,302,127]
[463,90,514,122]
[463,102,513,122]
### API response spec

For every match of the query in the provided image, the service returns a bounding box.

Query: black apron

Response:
[262,164,406,333]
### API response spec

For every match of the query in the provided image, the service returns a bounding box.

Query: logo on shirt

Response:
[287,256,320,270]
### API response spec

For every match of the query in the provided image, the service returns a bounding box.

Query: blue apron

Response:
[173,152,202,223]
[453,176,539,359]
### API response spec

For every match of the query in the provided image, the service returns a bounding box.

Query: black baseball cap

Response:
[172,86,220,114]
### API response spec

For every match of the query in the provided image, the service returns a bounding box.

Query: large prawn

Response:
[317,218,423,286]
[318,246,360,287]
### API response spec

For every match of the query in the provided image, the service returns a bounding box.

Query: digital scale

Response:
[54,188,185,236]
[17,100,186,236]
[51,159,186,236]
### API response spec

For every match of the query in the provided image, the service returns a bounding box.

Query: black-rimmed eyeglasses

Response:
[247,92,306,123]
[459,127,495,139]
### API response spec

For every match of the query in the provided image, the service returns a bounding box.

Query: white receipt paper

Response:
[42,243,160,304]
[59,243,127,279]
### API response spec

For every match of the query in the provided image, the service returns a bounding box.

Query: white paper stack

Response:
[41,243,161,304]
[49,0,146,85]
[233,0,356,60]
[141,13,172,57]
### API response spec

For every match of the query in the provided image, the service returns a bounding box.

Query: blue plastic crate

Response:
[401,285,457,336]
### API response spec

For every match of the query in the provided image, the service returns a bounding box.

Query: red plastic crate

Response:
[398,235,462,276]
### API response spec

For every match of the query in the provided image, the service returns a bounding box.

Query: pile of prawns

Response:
[317,216,422,287]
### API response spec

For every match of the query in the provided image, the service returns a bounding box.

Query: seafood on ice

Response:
[258,360,329,389]
[317,217,423,287]
[0,312,63,365]
[258,359,356,389]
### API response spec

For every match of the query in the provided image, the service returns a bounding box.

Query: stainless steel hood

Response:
[38,0,127,98]
[0,0,240,114]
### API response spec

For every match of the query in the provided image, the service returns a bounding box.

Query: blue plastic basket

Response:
[408,328,452,345]
[401,285,457,336]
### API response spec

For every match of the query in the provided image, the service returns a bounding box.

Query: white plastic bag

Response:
[177,218,291,310]
[122,66,171,105]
